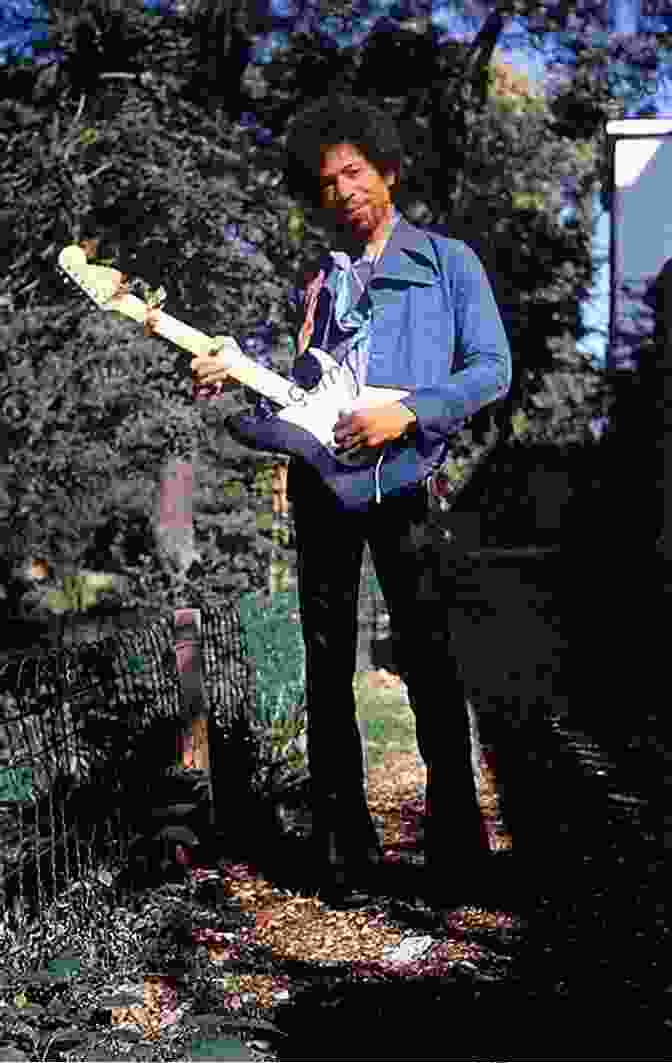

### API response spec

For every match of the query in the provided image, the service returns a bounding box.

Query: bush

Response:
[238,588,305,728]
[0,81,300,613]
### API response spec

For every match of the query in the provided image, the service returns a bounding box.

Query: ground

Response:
[0,668,666,1061]
[0,546,667,1060]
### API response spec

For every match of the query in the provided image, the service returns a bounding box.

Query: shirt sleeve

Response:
[399,242,512,448]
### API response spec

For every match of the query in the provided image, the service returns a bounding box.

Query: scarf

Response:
[327,251,375,396]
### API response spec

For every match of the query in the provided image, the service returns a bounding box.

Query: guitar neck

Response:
[112,291,301,408]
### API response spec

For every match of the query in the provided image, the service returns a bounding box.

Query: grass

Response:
[354,667,511,852]
[353,671,417,771]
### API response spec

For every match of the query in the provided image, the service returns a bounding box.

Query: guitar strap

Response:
[297,267,327,355]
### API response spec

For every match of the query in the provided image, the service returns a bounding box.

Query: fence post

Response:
[155,456,215,827]
[173,607,214,828]
[269,458,291,594]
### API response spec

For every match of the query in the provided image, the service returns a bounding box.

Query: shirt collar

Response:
[354,207,401,266]
[329,211,440,288]
[329,208,401,270]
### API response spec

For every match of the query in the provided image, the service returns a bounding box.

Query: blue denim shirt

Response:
[288,212,512,489]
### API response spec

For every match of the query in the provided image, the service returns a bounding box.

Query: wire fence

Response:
[0,468,394,937]
[0,601,253,931]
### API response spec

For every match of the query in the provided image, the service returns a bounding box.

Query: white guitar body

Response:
[274,348,409,466]
[57,245,416,508]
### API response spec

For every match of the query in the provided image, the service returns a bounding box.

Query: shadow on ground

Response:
[230,543,667,1061]
[248,781,666,1060]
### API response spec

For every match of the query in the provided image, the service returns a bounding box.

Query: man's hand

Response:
[333,403,416,452]
[190,336,241,392]
[142,307,240,393]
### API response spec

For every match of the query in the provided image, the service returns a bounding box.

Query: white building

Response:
[606,117,672,371]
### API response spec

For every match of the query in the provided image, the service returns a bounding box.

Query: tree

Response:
[2,0,666,603]
[0,84,298,620]
[180,0,254,120]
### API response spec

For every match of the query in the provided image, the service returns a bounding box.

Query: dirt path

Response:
[354,669,510,854]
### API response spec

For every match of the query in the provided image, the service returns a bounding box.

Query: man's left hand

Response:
[333,403,416,451]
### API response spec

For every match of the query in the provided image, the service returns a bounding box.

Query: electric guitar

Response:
[57,245,420,511]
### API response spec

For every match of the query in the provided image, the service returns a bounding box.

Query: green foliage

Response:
[127,654,145,675]
[0,2,653,613]
[511,409,531,441]
[0,79,297,606]
[189,1038,253,1061]
[43,571,125,615]
[366,567,383,600]
[45,954,82,979]
[1,303,165,573]
[216,587,309,810]
[365,718,387,743]
[238,589,305,727]
[287,205,305,251]
[0,766,34,802]
[246,712,308,809]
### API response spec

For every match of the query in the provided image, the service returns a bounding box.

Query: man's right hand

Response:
[191,336,240,392]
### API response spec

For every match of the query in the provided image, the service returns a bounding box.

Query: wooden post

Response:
[174,606,214,826]
[174,606,207,773]
[154,455,214,826]
[269,459,291,594]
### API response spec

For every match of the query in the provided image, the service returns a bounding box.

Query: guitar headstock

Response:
[57,244,166,315]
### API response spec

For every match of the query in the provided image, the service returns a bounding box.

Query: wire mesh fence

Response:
[0,476,391,938]
[0,601,253,933]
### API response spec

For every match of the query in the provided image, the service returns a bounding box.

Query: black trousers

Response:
[289,459,486,867]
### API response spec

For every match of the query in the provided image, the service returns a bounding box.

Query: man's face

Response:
[317,142,396,244]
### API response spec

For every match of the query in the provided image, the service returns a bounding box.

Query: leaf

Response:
[44,589,72,614]
[0,767,34,802]
[42,571,123,615]
[46,955,81,979]
[79,571,117,591]
[80,584,98,610]
[511,410,530,439]
[188,1037,254,1060]
[217,976,241,993]
[512,191,545,211]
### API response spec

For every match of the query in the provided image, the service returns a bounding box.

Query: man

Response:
[192,95,511,911]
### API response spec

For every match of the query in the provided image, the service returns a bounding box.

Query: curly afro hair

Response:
[283,93,404,209]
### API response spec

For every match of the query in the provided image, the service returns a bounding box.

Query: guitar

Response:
[57,244,418,511]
